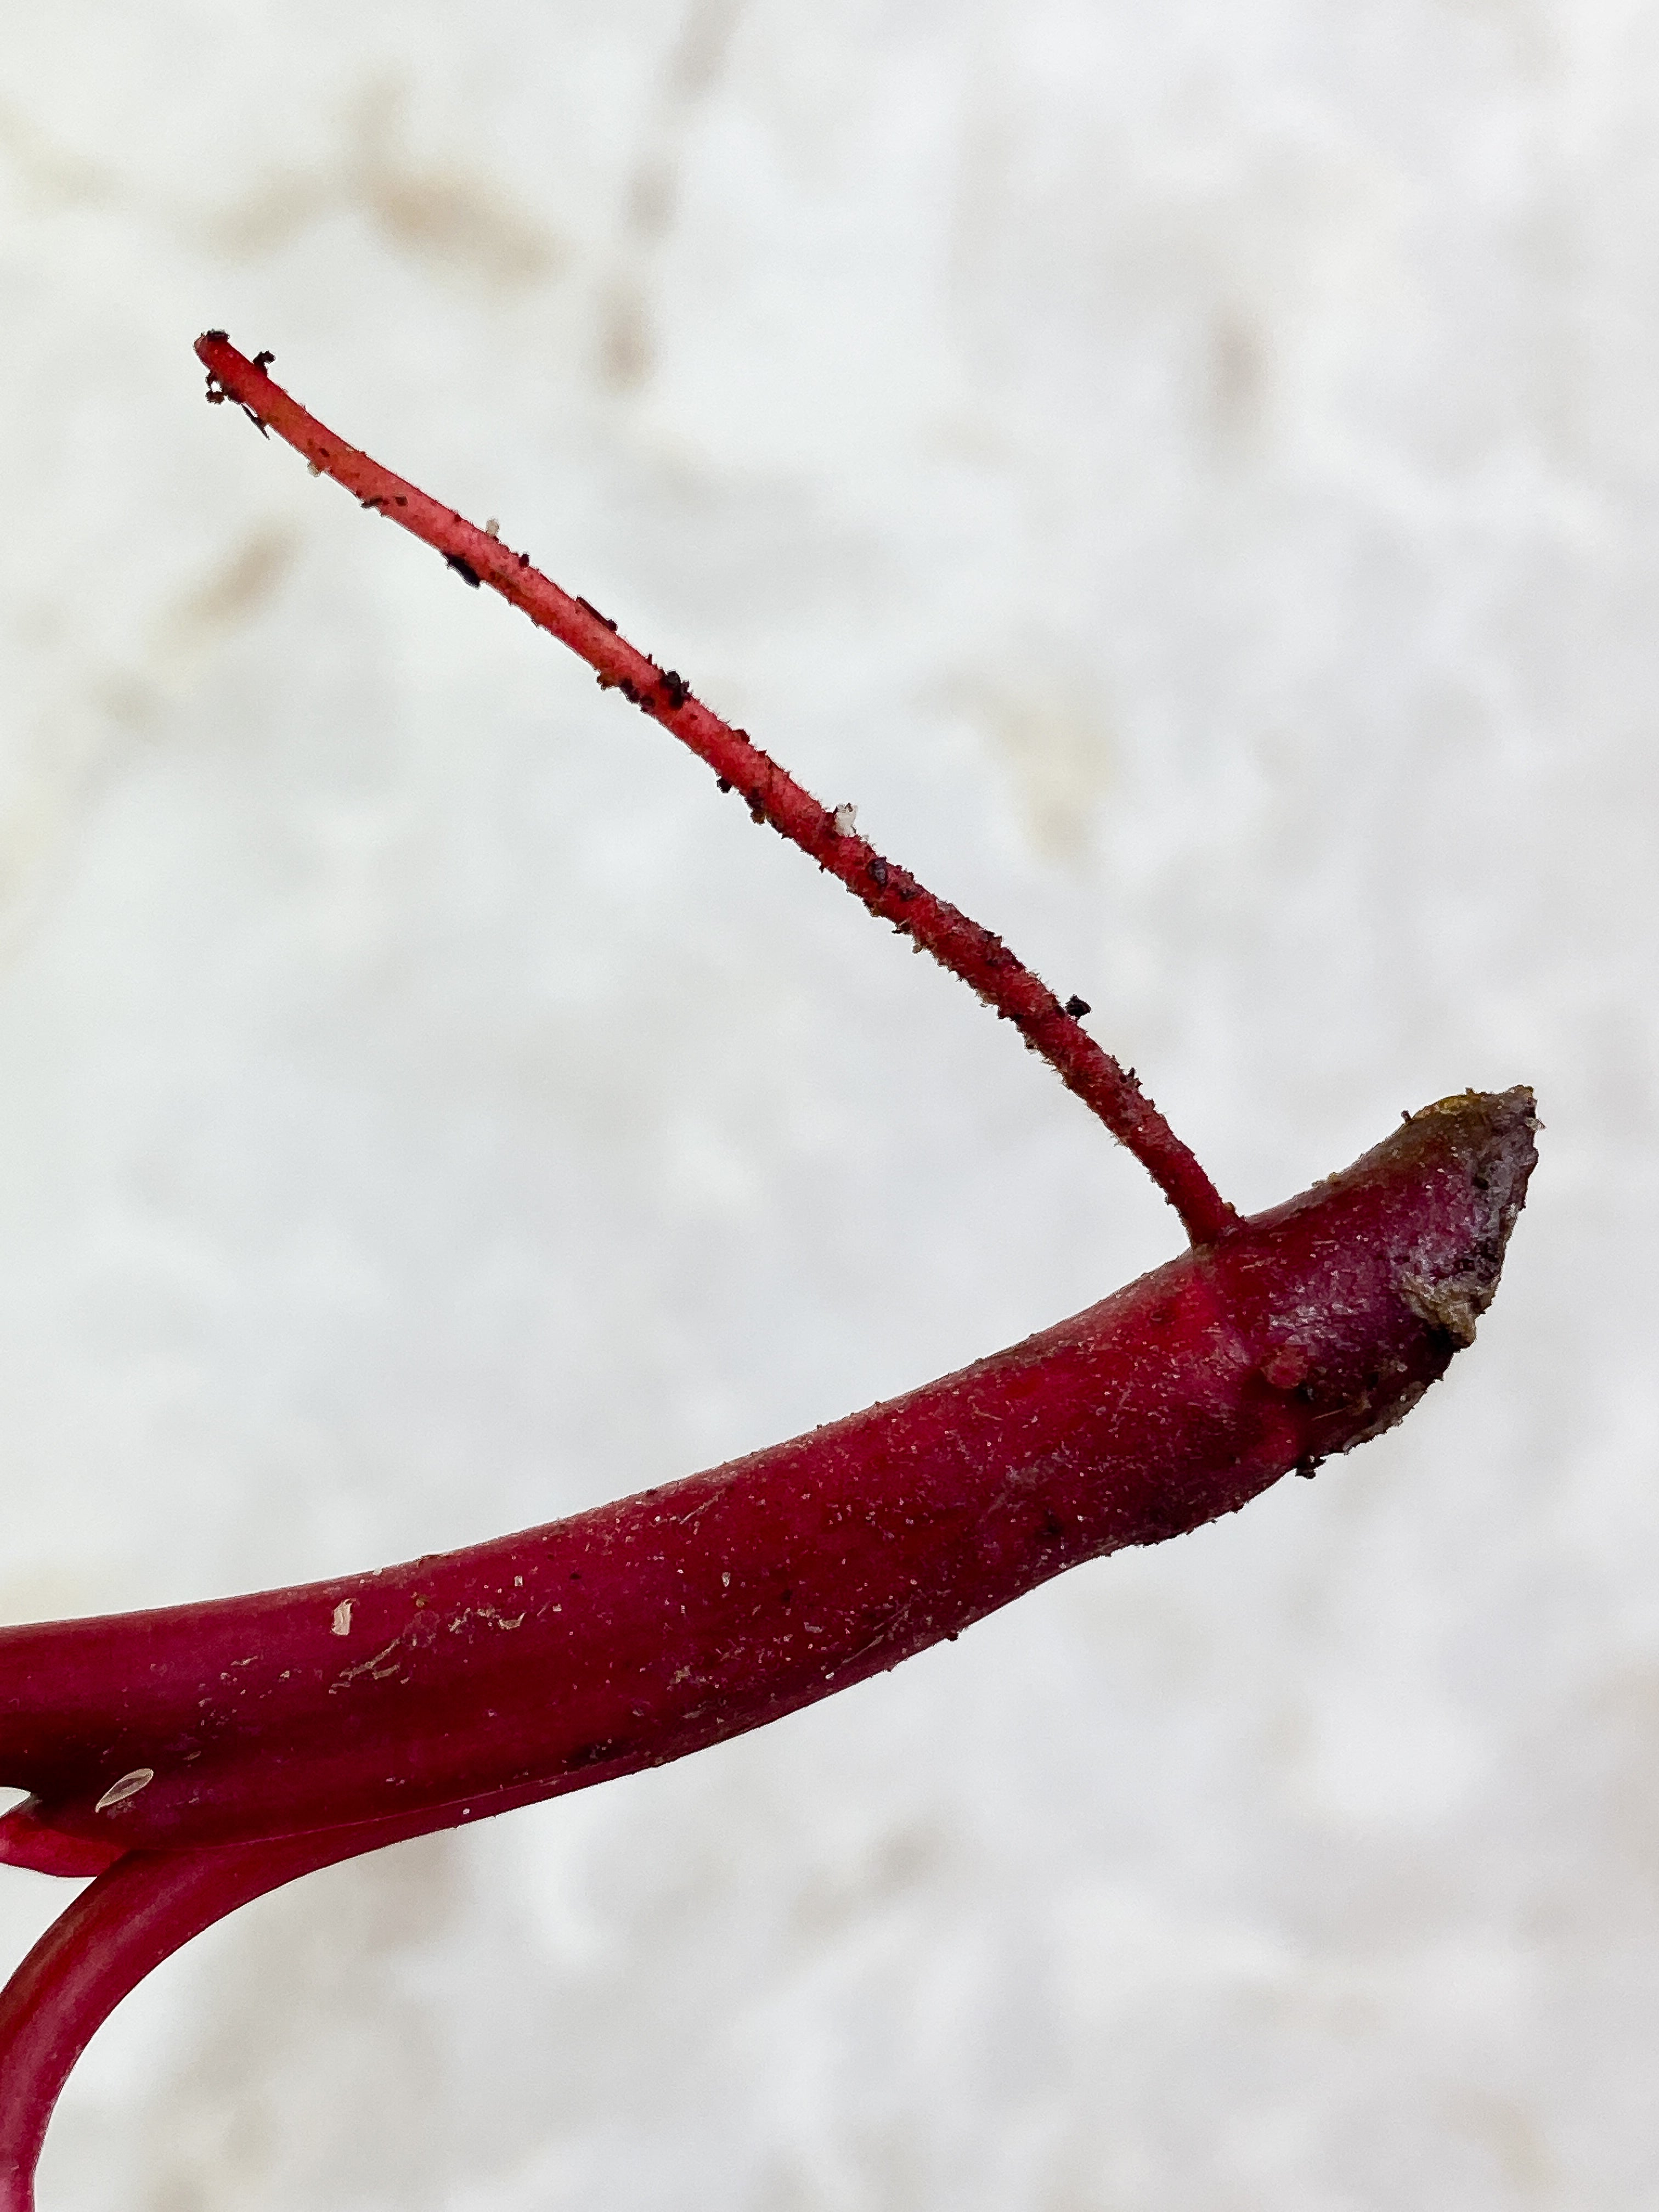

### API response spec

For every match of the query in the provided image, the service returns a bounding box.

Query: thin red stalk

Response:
[193,333,1235,1247]
[0,1833,367,2212]
[0,1771,627,2206]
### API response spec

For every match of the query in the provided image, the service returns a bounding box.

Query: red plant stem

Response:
[0,1096,1535,2208]
[192,333,1234,1248]
[0,1841,335,2212]
[0,1090,1534,1864]
[0,1807,489,2212]
[0,1780,646,2209]
[0,341,1538,2207]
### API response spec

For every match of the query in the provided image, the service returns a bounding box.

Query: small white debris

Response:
[832,803,857,837]
[95,1768,155,1813]
[308,460,321,476]
[484,517,500,538]
[332,1600,353,1637]
[721,1571,731,1588]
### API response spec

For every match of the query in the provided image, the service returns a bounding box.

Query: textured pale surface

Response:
[0,4,1654,2206]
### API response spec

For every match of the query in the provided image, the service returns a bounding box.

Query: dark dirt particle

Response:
[252,349,276,370]
[661,670,690,710]
[1064,995,1091,1019]
[446,555,481,588]
[565,1738,627,1770]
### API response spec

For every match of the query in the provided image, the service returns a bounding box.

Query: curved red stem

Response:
[0,1065,1538,2199]
[0,1834,356,2211]
[193,334,1235,1246]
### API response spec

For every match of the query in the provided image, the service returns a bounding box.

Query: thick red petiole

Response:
[0,1086,1534,1867]
[193,333,1234,1246]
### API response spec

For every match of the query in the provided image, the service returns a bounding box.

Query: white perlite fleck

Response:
[332,1600,353,1637]
[94,1768,155,1813]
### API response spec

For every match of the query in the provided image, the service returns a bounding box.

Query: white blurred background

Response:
[1,3,1655,2205]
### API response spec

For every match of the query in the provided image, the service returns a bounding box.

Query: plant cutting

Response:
[0,336,1538,2207]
